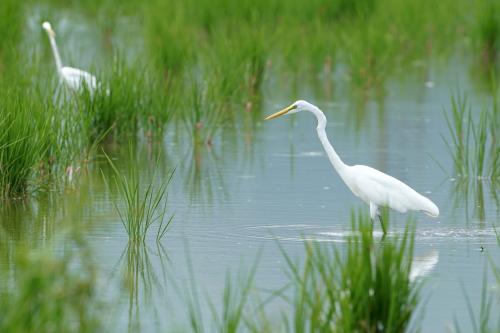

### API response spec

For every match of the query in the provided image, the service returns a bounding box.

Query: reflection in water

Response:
[241,96,264,172]
[114,241,169,332]
[410,250,439,282]
[180,142,229,207]
[450,178,498,223]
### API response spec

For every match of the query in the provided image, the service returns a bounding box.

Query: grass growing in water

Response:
[78,58,173,142]
[103,149,174,242]
[444,93,499,180]
[178,212,419,332]
[280,211,418,332]
[182,80,224,146]
[0,87,51,199]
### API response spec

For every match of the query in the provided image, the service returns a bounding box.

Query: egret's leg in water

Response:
[378,213,387,235]
[369,202,378,220]
[370,202,386,235]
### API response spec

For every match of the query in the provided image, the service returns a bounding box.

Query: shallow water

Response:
[1,16,500,333]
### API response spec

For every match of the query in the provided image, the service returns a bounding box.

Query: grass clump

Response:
[78,58,173,142]
[103,149,174,243]
[444,93,499,180]
[173,212,419,332]
[0,87,50,199]
[281,211,418,333]
[182,80,224,146]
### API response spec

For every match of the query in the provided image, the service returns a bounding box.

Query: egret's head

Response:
[265,100,316,120]
[42,21,56,38]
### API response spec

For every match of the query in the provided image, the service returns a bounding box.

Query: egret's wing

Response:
[61,67,97,91]
[352,169,408,213]
[351,165,438,216]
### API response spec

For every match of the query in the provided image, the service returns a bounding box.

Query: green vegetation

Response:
[444,91,499,220]
[0,0,498,331]
[475,0,500,67]
[0,86,50,199]
[0,233,102,333]
[279,211,418,332]
[78,59,173,141]
[444,93,499,180]
[0,0,22,72]
[0,0,497,199]
[180,212,419,332]
[103,150,174,242]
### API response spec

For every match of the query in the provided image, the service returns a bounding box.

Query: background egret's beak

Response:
[265,104,297,120]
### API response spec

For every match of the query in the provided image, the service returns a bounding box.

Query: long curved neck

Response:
[309,106,349,179]
[48,35,63,74]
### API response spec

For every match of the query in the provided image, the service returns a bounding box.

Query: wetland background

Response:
[0,0,499,332]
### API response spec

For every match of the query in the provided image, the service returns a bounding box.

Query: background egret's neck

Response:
[309,106,348,177]
[48,36,63,74]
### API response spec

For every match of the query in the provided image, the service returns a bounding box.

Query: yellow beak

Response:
[265,104,297,120]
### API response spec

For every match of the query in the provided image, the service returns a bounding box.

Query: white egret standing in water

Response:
[42,21,97,92]
[265,100,439,234]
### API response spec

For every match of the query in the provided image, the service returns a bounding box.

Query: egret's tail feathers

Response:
[420,197,439,218]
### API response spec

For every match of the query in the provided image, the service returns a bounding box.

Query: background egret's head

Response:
[265,100,316,120]
[42,21,56,38]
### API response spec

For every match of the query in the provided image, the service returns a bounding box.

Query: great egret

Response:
[42,21,97,92]
[265,100,439,233]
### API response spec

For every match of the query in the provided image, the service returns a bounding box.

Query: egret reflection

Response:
[410,250,439,282]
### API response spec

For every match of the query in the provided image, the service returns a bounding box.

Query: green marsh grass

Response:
[182,80,224,146]
[444,93,499,180]
[144,6,195,80]
[180,212,419,332]
[0,87,51,199]
[103,150,174,242]
[0,0,22,71]
[475,0,500,66]
[78,59,173,141]
[444,92,500,219]
[280,211,418,332]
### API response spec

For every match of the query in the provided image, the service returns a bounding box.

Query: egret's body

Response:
[42,22,97,92]
[265,100,439,233]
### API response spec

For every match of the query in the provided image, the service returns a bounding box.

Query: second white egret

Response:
[265,100,439,234]
[42,21,97,92]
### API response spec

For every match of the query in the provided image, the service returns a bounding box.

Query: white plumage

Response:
[265,100,439,233]
[42,21,97,93]
[60,67,97,92]
[348,165,439,217]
